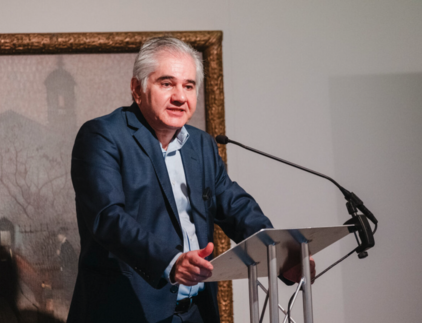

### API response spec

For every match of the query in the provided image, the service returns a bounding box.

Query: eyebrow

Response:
[156,75,196,85]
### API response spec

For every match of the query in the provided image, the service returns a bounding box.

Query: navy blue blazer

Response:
[67,103,272,323]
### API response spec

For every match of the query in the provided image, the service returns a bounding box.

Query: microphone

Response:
[215,135,377,225]
[215,135,229,145]
[216,134,377,256]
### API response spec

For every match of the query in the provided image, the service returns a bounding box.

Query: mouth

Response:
[166,107,185,115]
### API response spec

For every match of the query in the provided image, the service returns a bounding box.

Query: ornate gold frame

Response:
[0,31,233,322]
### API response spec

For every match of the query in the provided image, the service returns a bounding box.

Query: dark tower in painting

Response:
[44,57,77,136]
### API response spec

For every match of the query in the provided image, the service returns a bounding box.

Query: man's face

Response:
[132,51,197,134]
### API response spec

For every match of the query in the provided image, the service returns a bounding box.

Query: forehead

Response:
[153,51,196,78]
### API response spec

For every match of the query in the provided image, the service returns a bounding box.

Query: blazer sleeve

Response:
[209,137,295,286]
[207,137,273,243]
[71,119,179,288]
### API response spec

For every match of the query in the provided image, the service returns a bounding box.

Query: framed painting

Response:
[0,31,232,323]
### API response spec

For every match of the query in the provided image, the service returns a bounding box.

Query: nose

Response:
[171,85,186,106]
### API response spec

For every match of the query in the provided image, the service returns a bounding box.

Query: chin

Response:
[163,119,189,130]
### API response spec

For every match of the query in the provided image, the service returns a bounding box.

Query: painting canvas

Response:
[0,31,230,323]
[0,52,206,322]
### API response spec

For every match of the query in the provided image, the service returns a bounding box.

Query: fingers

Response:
[310,256,316,284]
[176,269,212,286]
[309,256,316,272]
[182,257,213,276]
[174,267,212,286]
[172,246,214,285]
[190,252,213,271]
[197,242,214,258]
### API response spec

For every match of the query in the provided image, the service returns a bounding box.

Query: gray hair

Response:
[133,36,204,94]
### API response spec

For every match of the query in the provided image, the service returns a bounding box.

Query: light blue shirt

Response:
[161,126,204,300]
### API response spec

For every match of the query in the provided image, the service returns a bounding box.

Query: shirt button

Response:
[170,286,178,293]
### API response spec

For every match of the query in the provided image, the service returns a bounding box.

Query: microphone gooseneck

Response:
[215,134,377,255]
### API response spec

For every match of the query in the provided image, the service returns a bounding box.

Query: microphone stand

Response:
[215,135,376,258]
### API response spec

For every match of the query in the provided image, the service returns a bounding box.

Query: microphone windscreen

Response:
[215,135,229,144]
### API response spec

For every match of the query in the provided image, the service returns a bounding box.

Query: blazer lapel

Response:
[181,144,208,250]
[125,105,181,229]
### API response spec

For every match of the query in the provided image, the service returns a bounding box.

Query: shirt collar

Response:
[160,126,190,155]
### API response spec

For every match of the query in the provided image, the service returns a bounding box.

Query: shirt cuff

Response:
[164,252,182,285]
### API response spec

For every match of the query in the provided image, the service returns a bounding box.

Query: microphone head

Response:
[215,135,229,145]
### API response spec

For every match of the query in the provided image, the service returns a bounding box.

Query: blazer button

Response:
[170,286,178,293]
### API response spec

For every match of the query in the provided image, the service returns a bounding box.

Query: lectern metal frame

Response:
[247,242,313,323]
[204,225,354,323]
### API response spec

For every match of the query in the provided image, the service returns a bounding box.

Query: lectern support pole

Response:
[248,263,259,323]
[210,226,354,323]
[301,242,314,323]
[268,243,279,323]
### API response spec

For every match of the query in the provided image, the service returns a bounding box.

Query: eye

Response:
[162,82,171,87]
[185,84,195,90]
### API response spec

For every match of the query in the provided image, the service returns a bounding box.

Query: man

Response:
[67,37,314,323]
[56,228,78,301]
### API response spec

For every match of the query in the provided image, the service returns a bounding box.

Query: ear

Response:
[131,78,143,105]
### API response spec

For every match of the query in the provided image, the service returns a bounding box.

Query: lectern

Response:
[204,225,354,323]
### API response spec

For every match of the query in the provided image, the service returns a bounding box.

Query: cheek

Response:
[155,93,171,109]
[188,98,197,113]
[150,97,169,117]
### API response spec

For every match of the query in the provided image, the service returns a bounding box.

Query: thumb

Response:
[197,242,214,258]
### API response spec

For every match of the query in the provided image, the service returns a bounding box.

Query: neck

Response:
[155,129,178,151]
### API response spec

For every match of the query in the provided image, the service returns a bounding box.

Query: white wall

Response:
[2,1,422,322]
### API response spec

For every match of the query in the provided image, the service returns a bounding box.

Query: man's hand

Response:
[282,256,316,284]
[170,242,214,286]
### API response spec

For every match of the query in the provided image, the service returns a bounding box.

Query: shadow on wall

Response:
[0,245,64,323]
